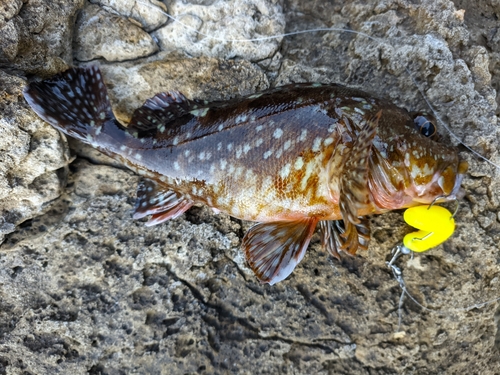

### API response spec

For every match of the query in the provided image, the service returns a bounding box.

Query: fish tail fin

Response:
[24,66,122,146]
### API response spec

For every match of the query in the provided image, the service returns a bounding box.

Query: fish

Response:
[23,66,468,285]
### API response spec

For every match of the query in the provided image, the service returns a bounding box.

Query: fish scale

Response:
[23,65,467,284]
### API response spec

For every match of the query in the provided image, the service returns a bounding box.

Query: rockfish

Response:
[23,66,468,284]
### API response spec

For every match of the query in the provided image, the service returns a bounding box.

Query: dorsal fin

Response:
[127,91,194,133]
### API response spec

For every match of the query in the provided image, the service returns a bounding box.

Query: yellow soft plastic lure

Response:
[403,205,455,252]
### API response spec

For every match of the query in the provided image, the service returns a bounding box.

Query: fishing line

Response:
[388,251,500,332]
[135,0,500,317]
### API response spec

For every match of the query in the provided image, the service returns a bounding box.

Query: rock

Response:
[90,0,169,31]
[0,69,70,244]
[152,0,285,61]
[1,0,500,374]
[0,0,83,75]
[74,3,158,62]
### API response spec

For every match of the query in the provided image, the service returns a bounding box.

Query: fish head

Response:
[369,110,468,209]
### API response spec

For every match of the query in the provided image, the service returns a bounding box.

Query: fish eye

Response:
[411,112,438,140]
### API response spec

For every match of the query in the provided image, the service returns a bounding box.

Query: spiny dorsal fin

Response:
[133,179,192,225]
[242,218,318,285]
[128,91,193,133]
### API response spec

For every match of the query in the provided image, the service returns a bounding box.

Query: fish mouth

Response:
[368,147,468,209]
[437,160,468,201]
[410,160,468,205]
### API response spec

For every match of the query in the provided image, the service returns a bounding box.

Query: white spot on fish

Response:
[323,138,334,146]
[283,140,292,151]
[299,129,308,142]
[135,153,142,160]
[273,128,283,139]
[243,144,251,154]
[199,151,206,160]
[279,163,291,179]
[263,150,272,159]
[294,157,304,170]
[255,138,263,147]
[220,159,227,170]
[410,164,421,179]
[184,150,191,157]
[173,136,179,145]
[234,166,243,178]
[235,114,248,124]
[191,108,209,117]
[256,125,263,132]
[174,161,181,171]
[312,137,322,152]
[227,143,233,151]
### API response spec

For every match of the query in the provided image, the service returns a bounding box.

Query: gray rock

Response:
[0,0,83,75]
[1,0,500,374]
[0,70,70,244]
[152,0,285,61]
[74,3,159,62]
[90,0,169,31]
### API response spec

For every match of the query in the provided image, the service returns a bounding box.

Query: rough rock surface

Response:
[74,3,159,62]
[0,0,83,75]
[1,0,500,374]
[152,0,285,61]
[0,70,70,244]
[90,0,169,31]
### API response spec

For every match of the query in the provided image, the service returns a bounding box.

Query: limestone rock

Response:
[0,70,70,244]
[90,0,169,31]
[74,3,158,62]
[0,0,83,75]
[152,0,285,61]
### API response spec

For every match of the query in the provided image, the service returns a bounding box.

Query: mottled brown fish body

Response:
[24,67,466,284]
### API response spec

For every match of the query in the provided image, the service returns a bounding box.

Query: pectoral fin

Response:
[338,111,380,254]
[242,218,319,285]
[133,179,193,226]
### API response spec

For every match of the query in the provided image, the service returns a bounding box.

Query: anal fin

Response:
[242,218,319,285]
[133,179,193,226]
